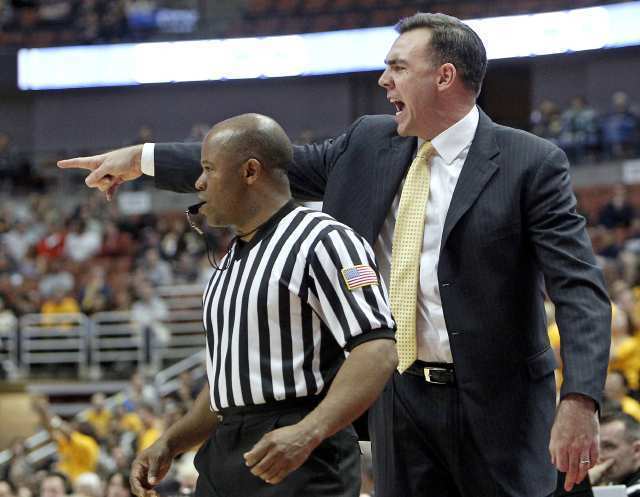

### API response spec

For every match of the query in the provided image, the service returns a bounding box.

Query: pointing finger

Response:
[57,155,104,171]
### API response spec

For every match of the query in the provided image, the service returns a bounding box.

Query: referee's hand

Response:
[244,423,321,485]
[130,439,174,497]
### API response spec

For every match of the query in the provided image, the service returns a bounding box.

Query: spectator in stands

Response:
[99,0,127,42]
[64,219,101,263]
[0,1,13,30]
[78,266,113,314]
[38,0,73,29]
[72,473,102,497]
[36,217,67,260]
[139,248,173,286]
[84,392,113,441]
[112,287,133,311]
[2,220,37,262]
[136,403,161,453]
[39,472,71,497]
[40,285,80,326]
[172,252,198,284]
[105,471,132,497]
[610,279,640,331]
[608,301,640,391]
[174,370,199,407]
[123,371,158,410]
[588,412,640,495]
[108,405,142,455]
[32,396,101,483]
[99,220,133,258]
[530,98,563,143]
[0,295,17,336]
[0,480,16,497]
[1,438,31,489]
[602,91,640,159]
[160,400,186,431]
[130,281,169,347]
[604,371,640,422]
[599,184,635,229]
[38,258,74,298]
[559,96,599,164]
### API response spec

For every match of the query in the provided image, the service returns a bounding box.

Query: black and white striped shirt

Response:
[202,201,395,411]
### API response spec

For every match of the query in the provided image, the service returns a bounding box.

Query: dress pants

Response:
[193,404,361,497]
[370,371,555,497]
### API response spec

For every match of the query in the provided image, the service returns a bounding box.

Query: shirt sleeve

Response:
[141,143,155,176]
[306,227,395,350]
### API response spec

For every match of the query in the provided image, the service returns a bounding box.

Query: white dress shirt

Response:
[141,106,480,362]
[373,106,479,363]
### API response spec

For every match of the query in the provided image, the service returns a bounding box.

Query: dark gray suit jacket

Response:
[154,109,611,496]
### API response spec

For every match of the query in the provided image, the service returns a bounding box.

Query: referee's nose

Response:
[195,171,207,191]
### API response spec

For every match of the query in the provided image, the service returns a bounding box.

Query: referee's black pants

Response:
[193,403,361,497]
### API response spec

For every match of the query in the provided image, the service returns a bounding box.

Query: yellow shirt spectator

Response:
[41,294,81,329]
[621,396,640,422]
[85,409,112,440]
[54,431,100,482]
[138,427,161,453]
[120,412,143,433]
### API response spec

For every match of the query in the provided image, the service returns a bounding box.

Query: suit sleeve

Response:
[525,146,611,406]
[154,142,202,193]
[289,116,366,201]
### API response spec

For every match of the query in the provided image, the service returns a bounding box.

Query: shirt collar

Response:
[426,105,479,165]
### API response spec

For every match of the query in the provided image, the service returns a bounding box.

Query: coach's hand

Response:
[549,393,599,492]
[130,438,174,497]
[57,145,144,200]
[244,422,321,485]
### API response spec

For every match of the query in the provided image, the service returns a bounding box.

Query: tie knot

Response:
[416,141,433,160]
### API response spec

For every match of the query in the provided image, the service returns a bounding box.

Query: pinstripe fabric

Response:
[201,202,395,411]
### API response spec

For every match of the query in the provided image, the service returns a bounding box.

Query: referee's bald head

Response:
[205,113,292,178]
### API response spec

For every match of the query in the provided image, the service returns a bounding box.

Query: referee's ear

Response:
[242,158,262,185]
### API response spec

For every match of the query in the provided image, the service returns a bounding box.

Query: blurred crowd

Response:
[0,0,628,48]
[0,369,203,497]
[0,0,199,48]
[0,190,232,340]
[530,91,640,164]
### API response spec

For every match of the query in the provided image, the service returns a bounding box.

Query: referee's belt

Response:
[404,361,456,385]
[217,395,323,419]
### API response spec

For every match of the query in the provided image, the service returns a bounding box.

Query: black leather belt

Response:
[404,361,456,385]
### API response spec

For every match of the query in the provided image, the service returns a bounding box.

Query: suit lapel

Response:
[370,134,417,242]
[441,110,500,249]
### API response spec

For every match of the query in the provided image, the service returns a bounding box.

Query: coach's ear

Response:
[242,158,262,185]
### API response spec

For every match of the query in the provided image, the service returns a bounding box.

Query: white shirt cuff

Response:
[140,143,155,176]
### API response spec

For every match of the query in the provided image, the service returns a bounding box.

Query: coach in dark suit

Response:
[60,12,610,497]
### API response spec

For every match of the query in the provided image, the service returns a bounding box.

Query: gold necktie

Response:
[390,141,433,373]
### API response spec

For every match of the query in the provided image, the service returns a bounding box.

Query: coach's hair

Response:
[601,411,640,443]
[396,12,487,96]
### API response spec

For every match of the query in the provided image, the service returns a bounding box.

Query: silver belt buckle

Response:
[423,367,449,384]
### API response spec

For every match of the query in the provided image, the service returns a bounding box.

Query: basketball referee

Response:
[129,114,398,497]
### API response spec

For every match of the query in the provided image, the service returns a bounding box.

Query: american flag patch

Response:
[341,265,379,291]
